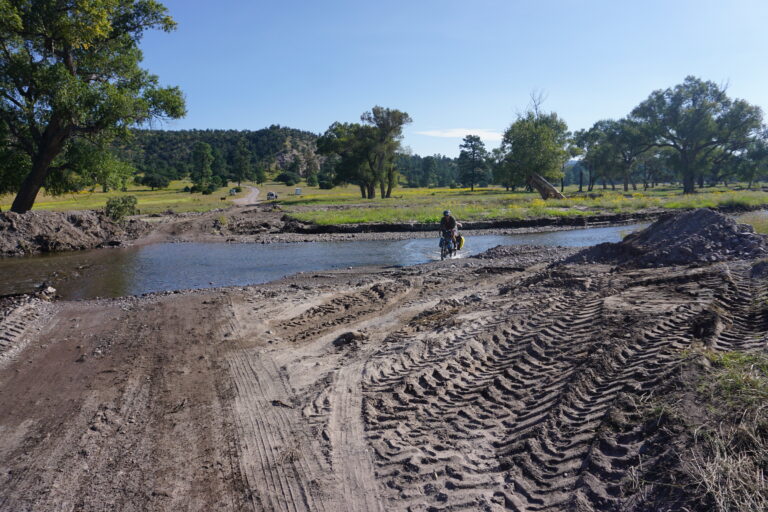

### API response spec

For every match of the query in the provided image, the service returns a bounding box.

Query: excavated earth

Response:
[1,210,767,511]
[0,210,149,256]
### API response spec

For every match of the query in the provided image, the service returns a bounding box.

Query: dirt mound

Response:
[566,208,767,267]
[0,210,149,256]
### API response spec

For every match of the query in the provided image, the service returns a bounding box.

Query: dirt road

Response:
[1,230,765,510]
[232,187,261,206]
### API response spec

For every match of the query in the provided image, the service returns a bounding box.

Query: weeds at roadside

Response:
[657,350,768,511]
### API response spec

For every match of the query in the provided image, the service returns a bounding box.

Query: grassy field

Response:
[0,180,247,215]
[279,185,768,225]
[4,180,768,225]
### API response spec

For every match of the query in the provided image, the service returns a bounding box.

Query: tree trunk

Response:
[698,174,705,189]
[11,118,72,213]
[560,178,564,193]
[367,183,376,199]
[359,184,366,198]
[11,162,50,213]
[578,168,583,192]
[623,173,629,192]
[682,172,696,194]
[526,173,565,199]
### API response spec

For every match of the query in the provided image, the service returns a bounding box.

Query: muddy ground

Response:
[2,213,767,511]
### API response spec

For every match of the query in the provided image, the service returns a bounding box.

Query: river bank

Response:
[3,201,768,257]
[1,210,766,510]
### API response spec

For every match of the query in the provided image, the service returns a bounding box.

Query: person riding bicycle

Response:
[440,210,461,246]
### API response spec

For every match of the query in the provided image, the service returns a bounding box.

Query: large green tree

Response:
[0,0,185,212]
[631,76,763,193]
[318,107,412,199]
[457,134,487,191]
[500,107,568,199]
[317,121,377,198]
[361,106,412,198]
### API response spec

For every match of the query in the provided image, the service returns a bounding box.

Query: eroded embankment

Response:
[0,210,149,256]
[0,209,767,511]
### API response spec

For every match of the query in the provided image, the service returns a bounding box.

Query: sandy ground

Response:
[1,237,765,510]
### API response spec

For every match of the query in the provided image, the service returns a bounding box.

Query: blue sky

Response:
[139,0,768,157]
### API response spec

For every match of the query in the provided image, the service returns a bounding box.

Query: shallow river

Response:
[0,223,645,300]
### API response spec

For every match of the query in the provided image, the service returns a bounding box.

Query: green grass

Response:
[4,180,768,224]
[737,211,768,235]
[281,186,768,225]
[703,351,768,403]
[0,179,248,214]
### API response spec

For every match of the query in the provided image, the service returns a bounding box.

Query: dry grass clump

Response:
[686,352,768,511]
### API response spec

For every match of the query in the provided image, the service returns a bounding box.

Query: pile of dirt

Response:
[0,210,149,256]
[565,208,767,267]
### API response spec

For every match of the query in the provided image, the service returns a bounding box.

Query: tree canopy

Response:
[317,106,411,199]
[631,76,763,193]
[0,0,186,212]
[498,106,569,199]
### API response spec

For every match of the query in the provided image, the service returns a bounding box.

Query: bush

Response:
[306,172,318,187]
[138,173,170,190]
[276,171,301,186]
[105,196,138,222]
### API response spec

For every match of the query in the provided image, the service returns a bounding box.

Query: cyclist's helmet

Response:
[443,210,451,216]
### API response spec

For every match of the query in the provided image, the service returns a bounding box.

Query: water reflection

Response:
[0,223,645,300]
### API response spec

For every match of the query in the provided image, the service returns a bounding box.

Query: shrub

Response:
[138,173,170,190]
[105,196,138,222]
[276,171,301,186]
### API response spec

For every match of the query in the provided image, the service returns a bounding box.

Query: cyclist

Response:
[439,210,461,246]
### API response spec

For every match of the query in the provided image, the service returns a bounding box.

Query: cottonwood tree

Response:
[632,76,763,193]
[361,106,412,198]
[0,0,186,213]
[318,106,412,198]
[317,122,378,198]
[736,136,768,189]
[500,105,568,199]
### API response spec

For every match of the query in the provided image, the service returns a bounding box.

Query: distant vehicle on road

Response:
[266,192,278,200]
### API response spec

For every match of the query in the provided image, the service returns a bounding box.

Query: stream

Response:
[0,223,646,300]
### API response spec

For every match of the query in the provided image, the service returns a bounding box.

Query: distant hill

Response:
[116,125,320,180]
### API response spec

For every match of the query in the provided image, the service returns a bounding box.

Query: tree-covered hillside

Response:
[119,125,321,182]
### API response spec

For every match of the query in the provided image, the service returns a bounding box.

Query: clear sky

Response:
[139,0,768,157]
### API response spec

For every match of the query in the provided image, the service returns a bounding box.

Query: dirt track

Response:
[1,236,765,510]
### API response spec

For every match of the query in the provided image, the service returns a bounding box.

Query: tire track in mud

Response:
[361,266,721,511]
[0,298,51,369]
[228,352,333,512]
[277,280,413,344]
[708,263,768,352]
